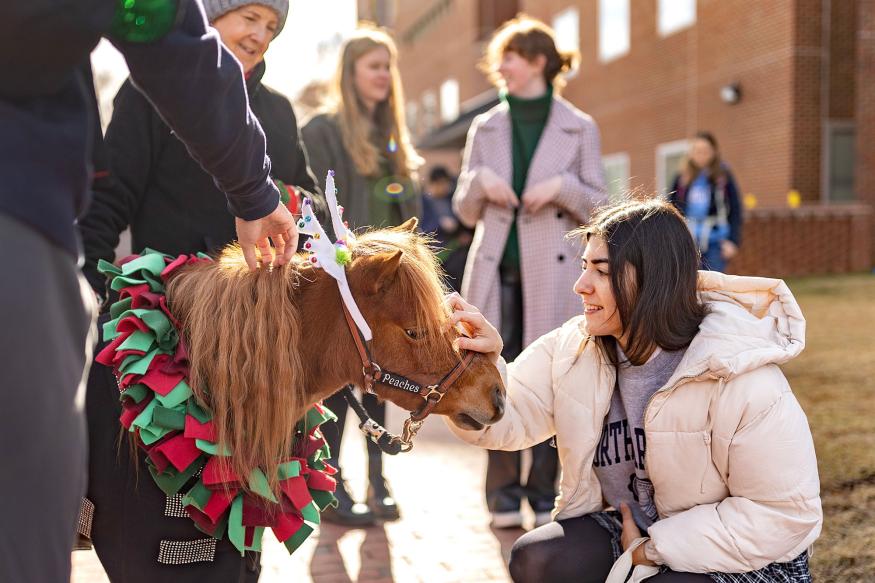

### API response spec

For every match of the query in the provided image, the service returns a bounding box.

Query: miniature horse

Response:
[83,219,504,582]
[164,218,505,485]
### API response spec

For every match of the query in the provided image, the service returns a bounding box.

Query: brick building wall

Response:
[730,205,873,275]
[830,0,857,119]
[360,0,872,275]
[855,0,875,260]
[384,1,494,138]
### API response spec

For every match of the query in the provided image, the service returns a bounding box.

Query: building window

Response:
[825,122,855,202]
[602,153,630,201]
[421,90,438,133]
[656,139,690,196]
[553,8,580,54]
[478,0,519,40]
[406,102,419,139]
[599,0,630,63]
[440,79,460,123]
[658,0,696,37]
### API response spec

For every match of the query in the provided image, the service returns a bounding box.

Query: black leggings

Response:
[509,515,711,583]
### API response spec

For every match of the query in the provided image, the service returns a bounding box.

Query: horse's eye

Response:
[405,328,422,340]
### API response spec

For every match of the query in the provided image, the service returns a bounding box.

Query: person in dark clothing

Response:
[420,165,472,293]
[669,131,743,273]
[79,1,323,298]
[77,2,323,580]
[0,2,296,582]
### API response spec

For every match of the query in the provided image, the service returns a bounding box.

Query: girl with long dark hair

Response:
[448,199,820,582]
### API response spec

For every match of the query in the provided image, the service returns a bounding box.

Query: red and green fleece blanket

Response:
[95,249,337,555]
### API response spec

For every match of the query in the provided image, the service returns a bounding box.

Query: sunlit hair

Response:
[480,14,579,91]
[681,131,725,186]
[162,226,455,493]
[570,198,707,367]
[328,24,422,178]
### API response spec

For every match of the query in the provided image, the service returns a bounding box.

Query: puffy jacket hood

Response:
[664,271,806,390]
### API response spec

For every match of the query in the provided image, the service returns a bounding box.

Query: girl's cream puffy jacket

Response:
[449,271,822,573]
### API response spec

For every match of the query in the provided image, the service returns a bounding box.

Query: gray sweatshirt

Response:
[593,346,686,531]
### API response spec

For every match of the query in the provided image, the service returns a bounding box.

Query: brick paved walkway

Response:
[72,405,535,582]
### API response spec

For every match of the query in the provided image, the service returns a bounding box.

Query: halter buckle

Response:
[421,384,443,403]
[362,363,382,394]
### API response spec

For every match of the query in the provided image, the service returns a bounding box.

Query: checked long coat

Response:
[453,97,608,348]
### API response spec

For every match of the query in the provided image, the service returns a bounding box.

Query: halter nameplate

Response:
[378,371,424,394]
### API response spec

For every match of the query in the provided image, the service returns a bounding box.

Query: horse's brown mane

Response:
[350,228,456,361]
[164,226,454,491]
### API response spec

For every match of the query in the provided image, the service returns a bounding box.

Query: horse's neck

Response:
[296,266,363,400]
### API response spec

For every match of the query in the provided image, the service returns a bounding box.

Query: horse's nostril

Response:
[491,384,505,415]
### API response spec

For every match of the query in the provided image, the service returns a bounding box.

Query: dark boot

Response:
[321,472,375,527]
[367,472,400,520]
[526,438,559,528]
[362,395,400,520]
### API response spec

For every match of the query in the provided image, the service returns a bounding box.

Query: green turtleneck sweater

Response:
[501,86,553,270]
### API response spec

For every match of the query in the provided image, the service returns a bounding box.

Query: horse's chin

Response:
[452,413,485,431]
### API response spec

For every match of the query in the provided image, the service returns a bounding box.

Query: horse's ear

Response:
[395,217,418,232]
[363,250,403,295]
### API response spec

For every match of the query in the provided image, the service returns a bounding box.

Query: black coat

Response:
[302,113,421,232]
[1,0,282,256]
[79,61,323,294]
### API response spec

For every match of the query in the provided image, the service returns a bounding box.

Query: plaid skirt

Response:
[591,512,813,583]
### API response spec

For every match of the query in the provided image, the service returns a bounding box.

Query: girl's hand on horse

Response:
[619,503,657,567]
[445,293,503,365]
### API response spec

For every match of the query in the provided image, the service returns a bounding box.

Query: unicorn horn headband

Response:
[296,171,372,341]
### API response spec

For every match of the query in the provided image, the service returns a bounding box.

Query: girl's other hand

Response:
[445,293,503,365]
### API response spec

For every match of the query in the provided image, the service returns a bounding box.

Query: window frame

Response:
[440,78,460,124]
[598,0,630,63]
[655,139,690,197]
[602,152,631,201]
[821,120,856,202]
[657,0,697,37]
[552,7,580,79]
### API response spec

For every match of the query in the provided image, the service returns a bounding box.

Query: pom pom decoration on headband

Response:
[297,171,373,341]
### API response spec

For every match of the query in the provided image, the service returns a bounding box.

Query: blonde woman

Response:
[453,15,607,528]
[302,25,422,526]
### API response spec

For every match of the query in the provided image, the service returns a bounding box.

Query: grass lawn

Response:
[783,273,875,581]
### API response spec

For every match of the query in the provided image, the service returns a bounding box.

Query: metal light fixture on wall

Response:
[720,82,742,105]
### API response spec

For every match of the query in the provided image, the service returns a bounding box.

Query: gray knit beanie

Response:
[201,0,289,36]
